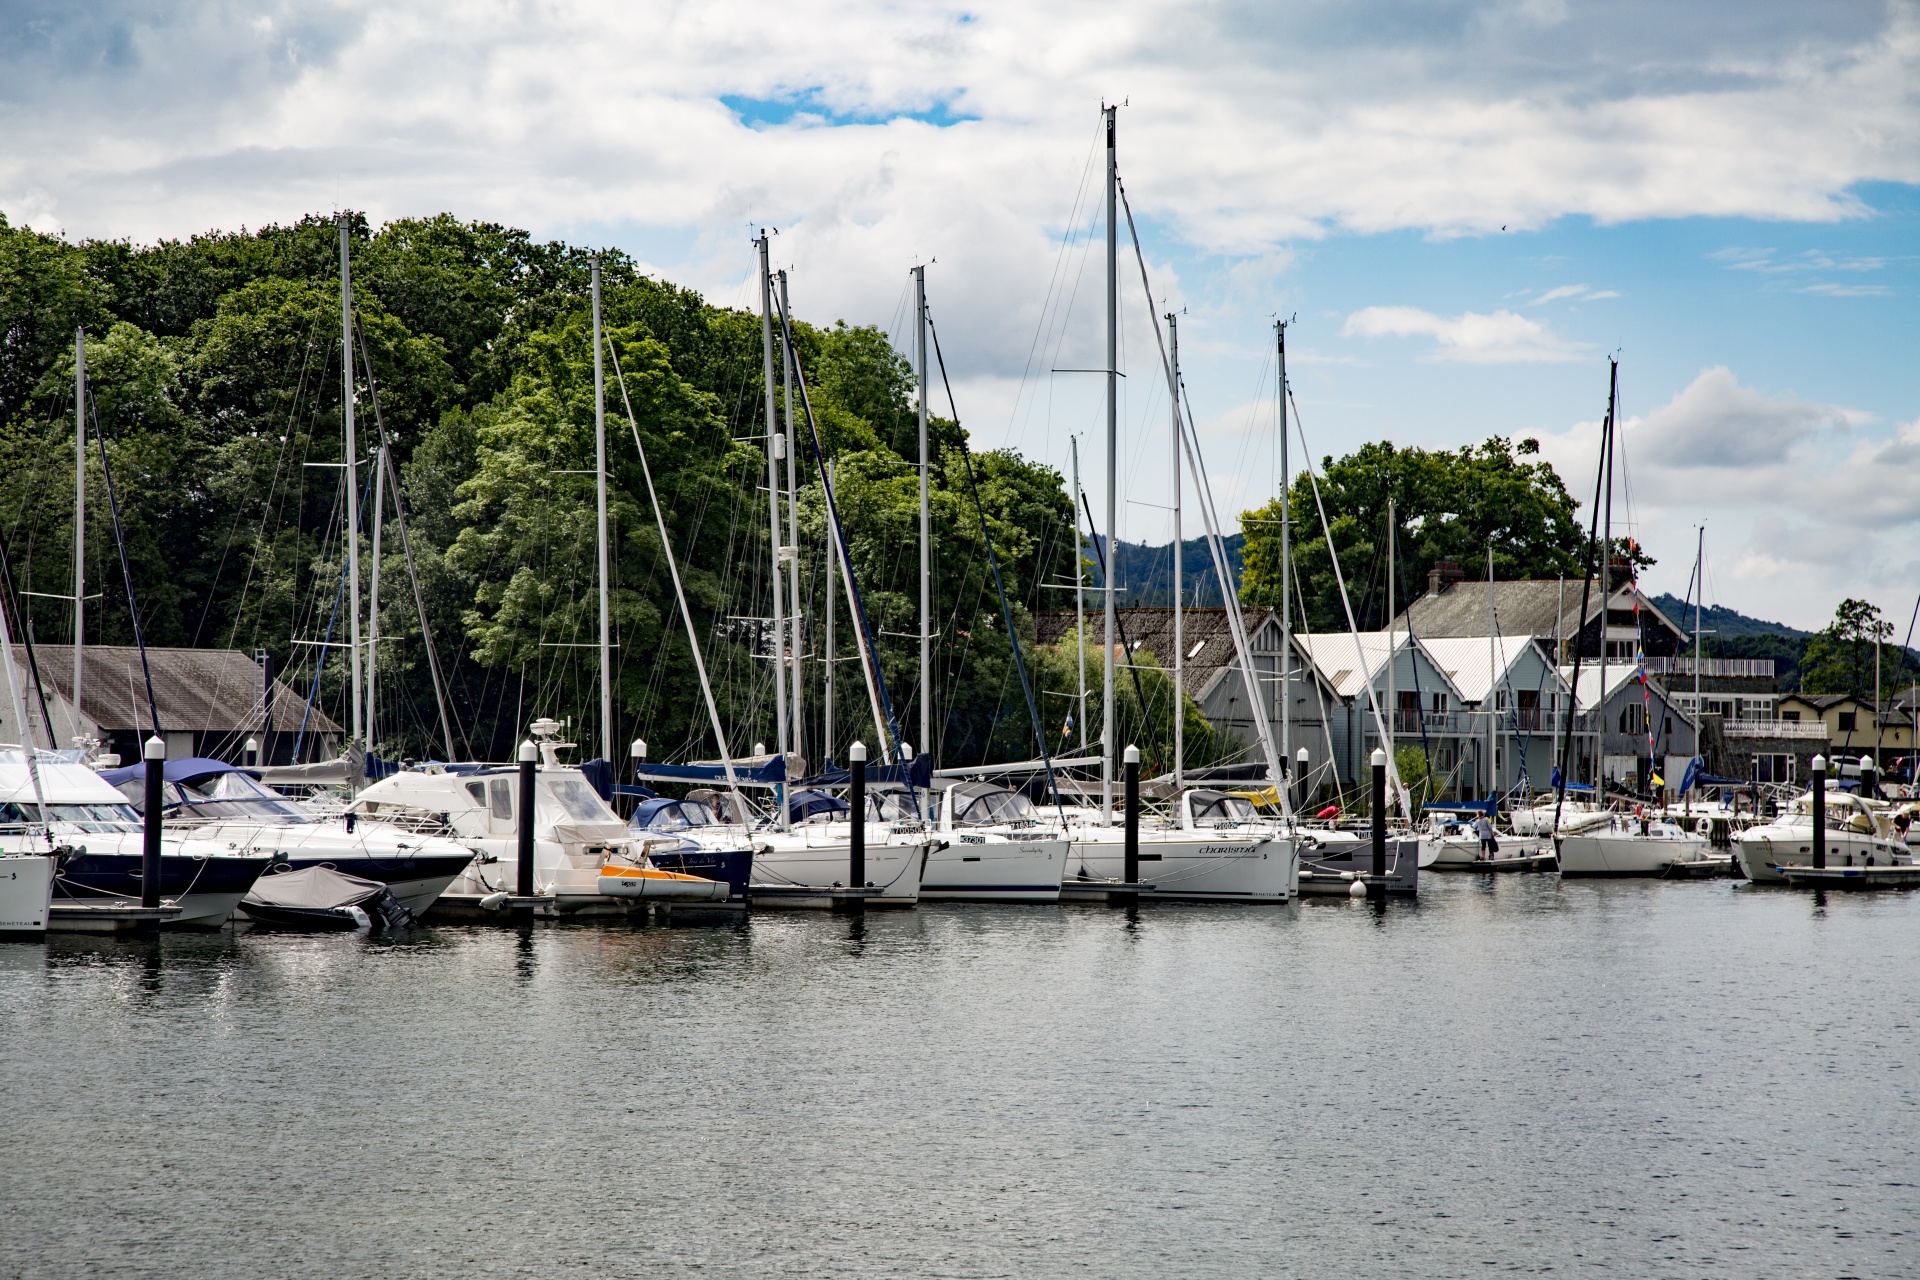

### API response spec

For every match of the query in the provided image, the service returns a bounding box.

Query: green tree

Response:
[1802,598,1893,697]
[1239,437,1587,633]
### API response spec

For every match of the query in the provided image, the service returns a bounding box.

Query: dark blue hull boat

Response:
[55,851,274,928]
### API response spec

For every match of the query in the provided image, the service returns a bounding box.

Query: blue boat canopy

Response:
[100,757,255,787]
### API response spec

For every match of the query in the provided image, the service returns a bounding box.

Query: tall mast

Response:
[914,264,930,775]
[779,270,804,768]
[1102,102,1118,824]
[368,427,384,752]
[1168,312,1183,789]
[756,235,789,820]
[1386,497,1396,772]
[1599,359,1616,791]
[72,327,86,744]
[824,459,837,763]
[1694,526,1703,757]
[1277,321,1291,792]
[338,215,363,749]
[592,257,613,763]
[1487,539,1496,802]
[1072,437,1087,754]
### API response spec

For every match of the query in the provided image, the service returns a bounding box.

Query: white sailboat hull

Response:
[1556,829,1706,877]
[751,827,927,907]
[1066,830,1296,901]
[0,855,54,935]
[922,836,1064,902]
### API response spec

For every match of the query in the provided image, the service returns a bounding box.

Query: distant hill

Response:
[1098,534,1244,608]
[1648,595,1813,641]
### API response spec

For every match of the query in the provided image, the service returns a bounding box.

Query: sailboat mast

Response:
[1072,436,1087,753]
[1277,321,1291,792]
[1694,526,1703,754]
[1102,103,1118,825]
[915,264,930,773]
[1487,540,1496,803]
[1599,359,1617,791]
[368,428,384,752]
[825,459,837,762]
[1168,312,1183,788]
[73,327,86,744]
[756,235,789,802]
[1387,498,1396,770]
[779,270,803,767]
[338,215,363,750]
[592,256,612,763]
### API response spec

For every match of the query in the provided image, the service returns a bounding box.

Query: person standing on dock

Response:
[1473,813,1496,857]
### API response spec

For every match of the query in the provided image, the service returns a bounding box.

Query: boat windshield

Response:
[953,788,1036,827]
[637,801,720,831]
[0,801,143,832]
[1192,793,1256,824]
[866,790,920,822]
[542,778,619,825]
[166,770,310,823]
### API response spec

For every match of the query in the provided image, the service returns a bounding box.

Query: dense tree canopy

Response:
[0,210,1210,774]
[1238,436,1588,633]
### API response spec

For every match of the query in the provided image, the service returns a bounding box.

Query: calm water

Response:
[2,878,1915,1279]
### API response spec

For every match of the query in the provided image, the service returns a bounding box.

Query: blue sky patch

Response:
[720,88,976,130]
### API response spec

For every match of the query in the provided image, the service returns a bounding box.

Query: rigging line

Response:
[1280,382,1411,818]
[355,315,459,761]
[220,333,315,653]
[1116,175,1288,803]
[606,331,745,802]
[1005,115,1105,442]
[1078,489,1166,769]
[926,307,1066,816]
[0,531,56,748]
[1554,363,1613,826]
[88,381,162,748]
[776,294,904,766]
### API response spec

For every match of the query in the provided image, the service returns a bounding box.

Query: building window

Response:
[1782,710,1800,723]
[1618,705,1646,735]
[1838,712,1857,732]
[1754,754,1794,784]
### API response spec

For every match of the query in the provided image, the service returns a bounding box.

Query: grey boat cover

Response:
[256,742,365,788]
[244,865,383,910]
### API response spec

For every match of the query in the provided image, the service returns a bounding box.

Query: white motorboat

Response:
[0,852,54,936]
[921,782,1065,903]
[3,752,269,927]
[350,760,721,915]
[1556,814,1709,878]
[1732,791,1912,884]
[1063,789,1295,902]
[111,757,475,917]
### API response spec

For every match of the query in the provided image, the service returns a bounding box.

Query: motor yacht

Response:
[109,757,475,917]
[1063,788,1295,902]
[1731,790,1912,883]
[1556,812,1710,878]
[3,752,269,927]
[349,760,723,915]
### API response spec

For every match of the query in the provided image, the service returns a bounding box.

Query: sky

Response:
[5,0,1919,632]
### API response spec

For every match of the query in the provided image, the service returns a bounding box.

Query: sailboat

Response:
[1555,361,1708,877]
[1054,106,1296,902]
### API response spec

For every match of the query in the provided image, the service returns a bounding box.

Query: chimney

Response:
[1427,560,1464,598]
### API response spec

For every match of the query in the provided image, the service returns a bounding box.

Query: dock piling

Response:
[849,741,867,904]
[1810,754,1826,871]
[141,735,164,911]
[1123,744,1140,889]
[517,739,536,898]
[1370,747,1387,896]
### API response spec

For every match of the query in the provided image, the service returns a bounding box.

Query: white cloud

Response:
[1629,365,1863,469]
[1342,305,1588,363]
[1530,283,1589,304]
[1799,282,1895,297]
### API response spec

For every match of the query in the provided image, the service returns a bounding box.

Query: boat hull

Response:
[0,855,55,936]
[597,865,731,901]
[1066,833,1295,902]
[750,833,927,908]
[922,837,1065,902]
[1556,831,1706,878]
[1296,835,1420,896]
[53,850,272,927]
[1733,828,1907,883]
[644,847,754,900]
[1424,835,1556,873]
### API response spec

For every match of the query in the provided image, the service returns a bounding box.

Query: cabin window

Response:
[465,782,487,807]
[543,779,612,823]
[488,778,514,820]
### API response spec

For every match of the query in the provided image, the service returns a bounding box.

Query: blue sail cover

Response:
[796,755,933,791]
[633,755,789,788]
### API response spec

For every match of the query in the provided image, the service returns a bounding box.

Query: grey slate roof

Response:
[12,645,340,736]
[1035,607,1275,697]
[1391,578,1685,647]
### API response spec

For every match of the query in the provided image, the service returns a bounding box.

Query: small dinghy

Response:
[240,865,418,932]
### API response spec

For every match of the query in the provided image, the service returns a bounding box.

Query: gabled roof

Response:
[1419,635,1563,705]
[10,645,340,736]
[1293,631,1411,699]
[1036,607,1278,695]
[1395,577,1685,646]
[1560,662,1670,713]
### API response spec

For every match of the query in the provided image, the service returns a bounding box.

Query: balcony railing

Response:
[1723,719,1829,740]
[1645,657,1778,679]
